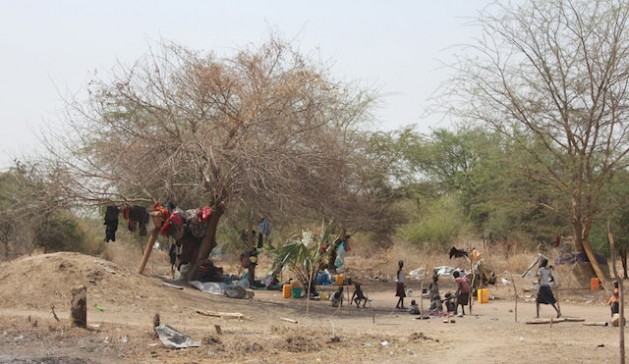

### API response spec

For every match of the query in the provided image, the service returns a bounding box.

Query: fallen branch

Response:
[195,309,250,320]
[583,322,609,327]
[525,317,585,325]
[280,317,298,324]
[50,305,60,322]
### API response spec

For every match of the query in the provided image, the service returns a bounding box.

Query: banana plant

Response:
[270,220,337,286]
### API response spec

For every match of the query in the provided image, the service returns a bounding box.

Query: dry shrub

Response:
[270,325,327,353]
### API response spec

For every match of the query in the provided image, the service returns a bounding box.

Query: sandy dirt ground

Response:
[0,251,625,363]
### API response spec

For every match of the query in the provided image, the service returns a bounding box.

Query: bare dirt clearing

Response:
[0,251,623,363]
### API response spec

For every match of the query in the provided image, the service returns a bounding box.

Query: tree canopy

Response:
[41,37,394,268]
[442,0,629,283]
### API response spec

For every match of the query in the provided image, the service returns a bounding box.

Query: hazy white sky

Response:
[0,0,490,169]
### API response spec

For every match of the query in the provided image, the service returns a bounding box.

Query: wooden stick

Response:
[583,322,609,327]
[138,228,159,274]
[280,317,298,324]
[526,317,585,325]
[196,309,250,320]
[50,305,60,322]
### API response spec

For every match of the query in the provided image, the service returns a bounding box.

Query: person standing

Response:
[536,258,561,318]
[453,270,471,316]
[395,260,406,309]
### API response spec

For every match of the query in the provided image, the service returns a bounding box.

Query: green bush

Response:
[400,195,469,248]
[33,211,90,254]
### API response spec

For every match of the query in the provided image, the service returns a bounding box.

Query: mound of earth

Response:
[0,252,174,310]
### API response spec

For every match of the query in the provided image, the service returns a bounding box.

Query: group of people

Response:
[394,260,471,316]
[391,256,570,319]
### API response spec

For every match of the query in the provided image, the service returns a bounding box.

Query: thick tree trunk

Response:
[188,208,223,281]
[582,239,609,291]
[198,209,222,260]
[620,248,628,279]
[576,211,608,291]
[246,213,256,287]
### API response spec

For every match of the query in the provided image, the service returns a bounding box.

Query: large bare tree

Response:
[444,0,629,284]
[42,38,384,270]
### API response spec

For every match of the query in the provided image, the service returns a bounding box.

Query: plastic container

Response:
[337,274,344,286]
[591,278,600,290]
[291,286,303,298]
[477,288,489,304]
[282,284,292,298]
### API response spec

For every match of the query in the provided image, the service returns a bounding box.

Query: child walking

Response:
[351,283,368,308]
[395,260,406,309]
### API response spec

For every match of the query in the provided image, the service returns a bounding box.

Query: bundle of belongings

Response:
[196,258,224,283]
[160,206,211,240]
[160,205,213,273]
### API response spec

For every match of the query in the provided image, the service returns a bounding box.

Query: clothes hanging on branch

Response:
[160,208,186,240]
[103,205,119,242]
[122,205,150,236]
[257,217,271,248]
[187,207,211,238]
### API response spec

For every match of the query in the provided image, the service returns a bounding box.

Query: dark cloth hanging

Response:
[104,205,119,242]
[123,205,150,236]
[169,243,178,270]
[257,217,271,248]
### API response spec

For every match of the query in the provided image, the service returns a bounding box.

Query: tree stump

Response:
[71,285,87,328]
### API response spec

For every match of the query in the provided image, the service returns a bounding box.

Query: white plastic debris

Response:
[155,325,200,349]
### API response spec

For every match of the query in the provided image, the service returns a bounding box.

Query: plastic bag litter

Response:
[409,268,425,280]
[189,281,226,295]
[225,285,247,299]
[155,325,200,349]
[434,266,456,276]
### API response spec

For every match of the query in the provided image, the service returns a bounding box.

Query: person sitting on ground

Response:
[608,281,620,317]
[428,273,442,312]
[444,292,456,315]
[330,286,344,307]
[453,270,471,316]
[409,299,421,315]
[351,283,368,308]
[536,258,561,318]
